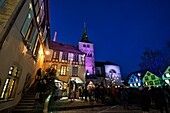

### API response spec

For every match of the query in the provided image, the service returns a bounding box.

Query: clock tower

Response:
[78,23,95,75]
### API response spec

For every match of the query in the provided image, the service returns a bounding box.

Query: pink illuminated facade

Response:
[78,24,95,75]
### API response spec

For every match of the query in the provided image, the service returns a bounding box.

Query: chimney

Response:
[53,31,57,42]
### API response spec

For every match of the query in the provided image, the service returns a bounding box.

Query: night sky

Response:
[50,0,170,79]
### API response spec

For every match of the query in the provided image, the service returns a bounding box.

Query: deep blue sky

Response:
[50,0,170,79]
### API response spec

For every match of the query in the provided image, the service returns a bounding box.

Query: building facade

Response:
[0,0,50,111]
[162,66,170,86]
[45,41,86,96]
[95,61,122,87]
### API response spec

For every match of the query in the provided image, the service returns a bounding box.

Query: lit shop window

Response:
[0,66,19,101]
[60,66,67,76]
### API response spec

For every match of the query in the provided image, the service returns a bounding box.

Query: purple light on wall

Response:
[78,42,95,75]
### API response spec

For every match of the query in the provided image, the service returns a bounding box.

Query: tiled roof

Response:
[95,61,119,66]
[49,41,84,54]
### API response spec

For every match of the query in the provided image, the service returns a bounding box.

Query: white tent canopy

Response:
[70,77,84,84]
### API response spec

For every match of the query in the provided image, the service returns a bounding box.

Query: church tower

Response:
[78,23,95,75]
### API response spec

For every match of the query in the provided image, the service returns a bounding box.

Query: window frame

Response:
[0,66,19,101]
[72,67,78,77]
[60,65,67,76]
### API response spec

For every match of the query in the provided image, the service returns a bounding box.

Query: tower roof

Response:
[80,23,92,43]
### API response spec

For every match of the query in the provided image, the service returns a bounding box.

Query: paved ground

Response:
[47,97,169,113]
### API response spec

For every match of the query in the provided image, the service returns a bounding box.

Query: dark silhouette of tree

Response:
[139,48,169,76]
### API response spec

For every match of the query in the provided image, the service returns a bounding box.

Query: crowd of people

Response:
[71,84,170,113]
[35,68,56,103]
[34,68,170,113]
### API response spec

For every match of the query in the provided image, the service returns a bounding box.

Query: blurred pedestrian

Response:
[121,87,129,110]
[36,68,42,80]
[140,87,151,113]
[53,86,59,101]
[155,87,169,113]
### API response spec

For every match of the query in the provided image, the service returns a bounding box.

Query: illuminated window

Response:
[60,65,67,75]
[165,73,170,78]
[52,51,59,61]
[81,56,85,65]
[21,5,34,37]
[62,53,68,62]
[138,73,141,76]
[135,78,138,82]
[25,22,33,41]
[165,80,170,84]
[138,83,141,86]
[51,64,57,70]
[72,67,78,76]
[33,39,40,58]
[1,66,19,100]
[145,82,148,86]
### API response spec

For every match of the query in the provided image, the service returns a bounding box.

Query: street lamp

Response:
[45,50,50,55]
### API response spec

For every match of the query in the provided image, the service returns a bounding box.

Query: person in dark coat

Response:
[36,68,42,80]
[94,85,100,102]
[36,80,44,102]
[155,87,169,113]
[121,87,129,110]
[140,87,151,113]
